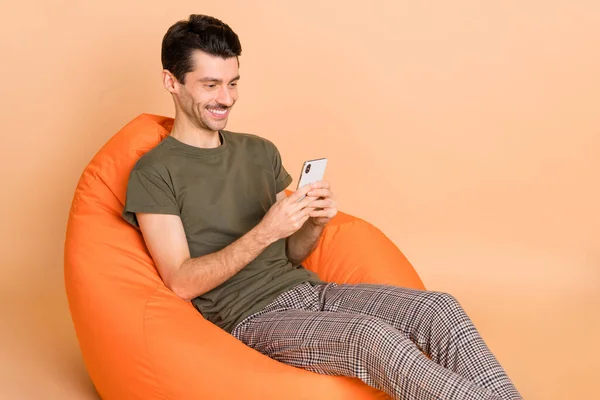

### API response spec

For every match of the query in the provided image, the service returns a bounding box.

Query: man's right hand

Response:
[258,184,316,243]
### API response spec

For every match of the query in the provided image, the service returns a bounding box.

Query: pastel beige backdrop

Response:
[1,1,598,399]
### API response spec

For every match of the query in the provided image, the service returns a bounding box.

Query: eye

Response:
[230,82,238,87]
[205,84,217,89]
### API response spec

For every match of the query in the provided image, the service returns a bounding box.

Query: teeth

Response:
[208,108,227,115]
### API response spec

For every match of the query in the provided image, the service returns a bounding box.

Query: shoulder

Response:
[126,140,177,190]
[131,138,174,173]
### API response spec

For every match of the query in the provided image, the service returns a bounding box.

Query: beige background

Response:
[1,1,599,399]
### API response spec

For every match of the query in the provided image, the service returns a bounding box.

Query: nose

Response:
[216,86,235,107]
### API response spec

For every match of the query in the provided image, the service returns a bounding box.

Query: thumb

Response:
[288,183,314,203]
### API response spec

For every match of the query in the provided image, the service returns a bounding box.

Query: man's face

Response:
[174,51,240,133]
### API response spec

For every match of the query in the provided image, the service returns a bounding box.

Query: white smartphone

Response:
[296,158,328,201]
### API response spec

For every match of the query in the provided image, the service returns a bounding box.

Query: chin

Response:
[211,120,229,131]
[198,118,227,132]
[206,124,226,132]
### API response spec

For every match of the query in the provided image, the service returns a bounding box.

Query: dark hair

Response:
[161,14,242,84]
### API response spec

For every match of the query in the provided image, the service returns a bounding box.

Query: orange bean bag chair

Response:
[64,113,426,400]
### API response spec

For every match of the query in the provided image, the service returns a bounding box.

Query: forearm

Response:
[286,220,324,265]
[171,224,273,301]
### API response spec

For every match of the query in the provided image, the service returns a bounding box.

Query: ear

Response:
[162,70,179,93]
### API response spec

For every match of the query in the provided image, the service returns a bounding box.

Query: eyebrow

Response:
[198,75,240,84]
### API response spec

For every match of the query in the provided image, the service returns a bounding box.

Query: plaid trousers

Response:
[231,282,522,400]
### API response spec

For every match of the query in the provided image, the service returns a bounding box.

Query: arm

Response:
[286,215,324,266]
[138,213,272,301]
[284,181,338,265]
[136,184,316,301]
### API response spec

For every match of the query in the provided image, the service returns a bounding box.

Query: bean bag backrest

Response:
[64,113,424,400]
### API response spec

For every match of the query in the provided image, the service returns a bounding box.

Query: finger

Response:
[287,197,316,216]
[311,180,330,189]
[295,212,311,227]
[307,199,333,209]
[309,209,337,218]
[308,198,337,209]
[298,204,316,217]
[306,189,333,200]
[296,195,318,210]
[287,183,316,203]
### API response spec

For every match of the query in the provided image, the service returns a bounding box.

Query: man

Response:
[123,14,522,400]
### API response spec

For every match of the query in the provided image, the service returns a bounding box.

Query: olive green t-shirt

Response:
[122,130,323,333]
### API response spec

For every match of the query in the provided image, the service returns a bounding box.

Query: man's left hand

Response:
[305,181,337,227]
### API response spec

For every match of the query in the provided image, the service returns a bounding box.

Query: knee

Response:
[352,317,395,354]
[426,291,464,317]
[351,317,416,371]
[355,316,389,338]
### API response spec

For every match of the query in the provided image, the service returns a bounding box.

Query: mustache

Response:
[206,104,230,110]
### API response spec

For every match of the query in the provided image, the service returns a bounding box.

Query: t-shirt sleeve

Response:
[268,141,293,193]
[122,168,180,228]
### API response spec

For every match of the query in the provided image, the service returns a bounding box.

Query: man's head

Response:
[161,15,242,134]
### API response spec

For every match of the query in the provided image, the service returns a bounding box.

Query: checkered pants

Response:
[231,282,522,400]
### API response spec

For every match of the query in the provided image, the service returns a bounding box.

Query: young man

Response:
[123,14,522,400]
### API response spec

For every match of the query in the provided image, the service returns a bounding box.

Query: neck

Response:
[170,112,221,149]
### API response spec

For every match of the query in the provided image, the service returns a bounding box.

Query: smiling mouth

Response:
[207,107,229,117]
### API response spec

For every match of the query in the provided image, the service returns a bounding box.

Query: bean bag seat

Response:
[64,113,426,400]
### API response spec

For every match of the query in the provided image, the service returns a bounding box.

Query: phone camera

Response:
[305,164,311,174]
